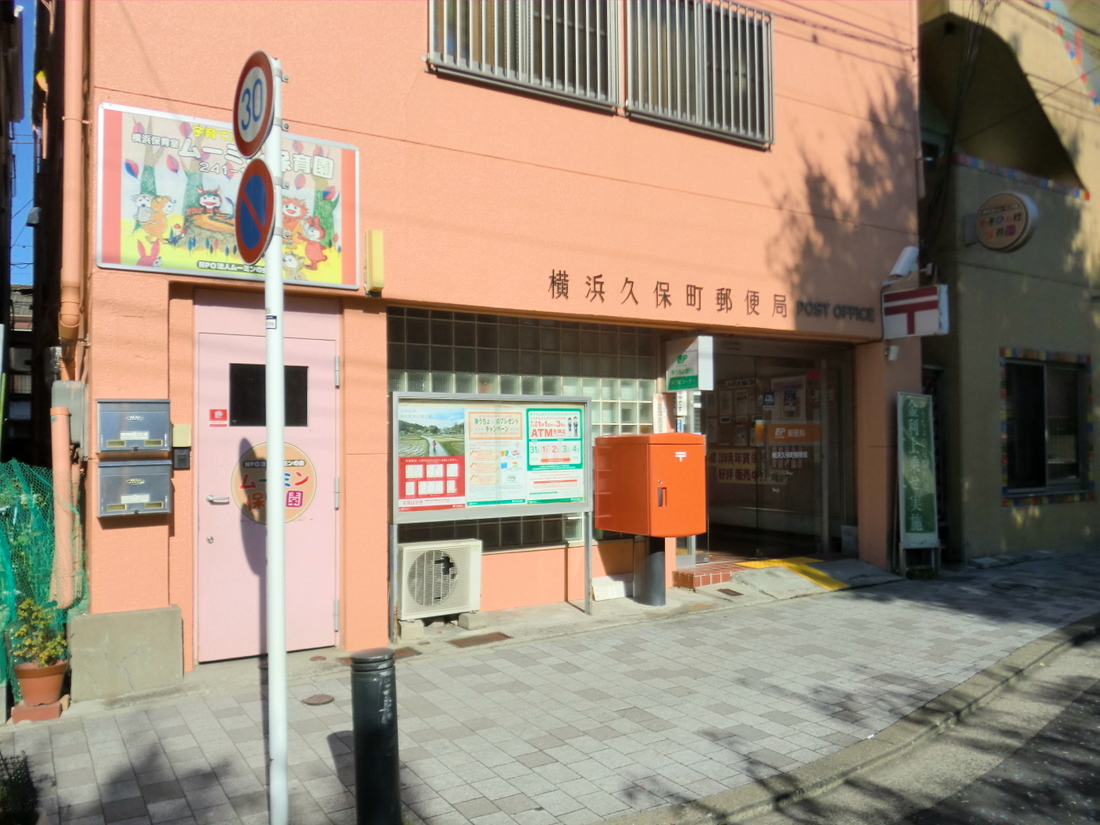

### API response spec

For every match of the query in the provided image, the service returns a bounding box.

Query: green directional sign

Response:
[897,392,939,549]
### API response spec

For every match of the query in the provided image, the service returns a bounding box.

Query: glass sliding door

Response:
[689,339,853,562]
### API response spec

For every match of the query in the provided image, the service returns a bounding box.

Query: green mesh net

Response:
[0,460,84,703]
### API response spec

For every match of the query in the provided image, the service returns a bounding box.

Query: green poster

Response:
[897,392,940,549]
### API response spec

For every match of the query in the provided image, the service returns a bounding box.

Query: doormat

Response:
[394,647,422,659]
[448,632,512,648]
[717,588,742,597]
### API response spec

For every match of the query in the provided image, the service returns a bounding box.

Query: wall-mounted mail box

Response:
[97,399,170,452]
[98,460,172,517]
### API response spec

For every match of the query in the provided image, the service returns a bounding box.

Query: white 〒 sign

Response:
[882,285,949,340]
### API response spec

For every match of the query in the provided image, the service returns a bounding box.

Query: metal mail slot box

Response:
[98,460,172,517]
[98,399,170,452]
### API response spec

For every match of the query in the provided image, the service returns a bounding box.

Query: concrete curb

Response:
[605,609,1100,825]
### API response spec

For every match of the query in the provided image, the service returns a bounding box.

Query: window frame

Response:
[625,0,774,147]
[1002,353,1092,499]
[427,0,622,111]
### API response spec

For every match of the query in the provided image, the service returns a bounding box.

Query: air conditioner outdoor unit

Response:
[397,539,482,621]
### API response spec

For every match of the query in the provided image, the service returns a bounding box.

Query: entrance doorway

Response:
[194,292,339,662]
[676,339,854,566]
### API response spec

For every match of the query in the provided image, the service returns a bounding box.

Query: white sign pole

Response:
[263,58,289,825]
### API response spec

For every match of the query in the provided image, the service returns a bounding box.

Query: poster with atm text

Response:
[394,397,587,520]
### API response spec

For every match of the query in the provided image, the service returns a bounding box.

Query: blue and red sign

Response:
[233,51,275,160]
[235,158,276,265]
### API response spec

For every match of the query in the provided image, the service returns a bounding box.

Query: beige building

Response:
[920,1,1100,560]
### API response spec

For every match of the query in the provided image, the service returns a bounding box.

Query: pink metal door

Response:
[195,297,338,662]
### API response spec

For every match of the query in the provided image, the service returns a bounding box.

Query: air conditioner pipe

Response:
[49,407,75,609]
[350,648,401,825]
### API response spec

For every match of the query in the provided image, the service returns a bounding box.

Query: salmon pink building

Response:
[30,0,921,693]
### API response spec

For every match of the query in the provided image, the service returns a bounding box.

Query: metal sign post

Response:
[234,49,288,825]
[263,60,288,825]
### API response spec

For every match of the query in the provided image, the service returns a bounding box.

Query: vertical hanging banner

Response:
[897,392,940,549]
[97,103,359,289]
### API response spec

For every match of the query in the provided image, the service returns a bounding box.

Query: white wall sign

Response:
[882,285,949,339]
[665,336,714,391]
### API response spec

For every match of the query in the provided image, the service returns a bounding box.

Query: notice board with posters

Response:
[392,393,593,524]
[897,392,940,549]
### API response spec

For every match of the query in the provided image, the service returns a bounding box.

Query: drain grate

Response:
[992,580,1038,592]
[717,588,743,597]
[394,647,422,659]
[448,632,512,648]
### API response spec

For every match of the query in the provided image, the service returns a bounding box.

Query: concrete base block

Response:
[397,620,425,641]
[458,612,489,630]
[10,699,64,723]
[592,575,633,601]
[69,606,183,702]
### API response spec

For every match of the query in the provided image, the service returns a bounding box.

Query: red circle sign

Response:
[233,51,275,160]
[234,159,276,265]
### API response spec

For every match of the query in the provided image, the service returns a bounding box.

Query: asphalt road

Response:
[740,636,1100,825]
[903,672,1100,824]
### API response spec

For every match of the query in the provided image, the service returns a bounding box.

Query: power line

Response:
[1013,0,1100,42]
[769,4,913,54]
[956,4,1100,142]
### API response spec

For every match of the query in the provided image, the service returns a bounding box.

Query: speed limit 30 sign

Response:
[233,51,275,159]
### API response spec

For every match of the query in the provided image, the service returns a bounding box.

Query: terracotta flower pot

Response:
[14,661,68,707]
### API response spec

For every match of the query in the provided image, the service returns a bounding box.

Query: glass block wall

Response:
[388,308,660,549]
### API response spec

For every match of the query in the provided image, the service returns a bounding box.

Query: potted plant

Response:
[0,750,41,824]
[9,598,68,707]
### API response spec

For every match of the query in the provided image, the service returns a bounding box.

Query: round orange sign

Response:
[230,442,317,523]
[976,191,1037,252]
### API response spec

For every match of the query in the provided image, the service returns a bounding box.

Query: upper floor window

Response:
[429,0,621,108]
[626,0,773,147]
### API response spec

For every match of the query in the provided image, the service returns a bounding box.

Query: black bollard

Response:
[350,648,401,825]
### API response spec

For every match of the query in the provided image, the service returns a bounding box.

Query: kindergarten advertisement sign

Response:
[97,104,359,289]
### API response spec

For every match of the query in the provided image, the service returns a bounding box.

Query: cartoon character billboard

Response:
[97,104,359,289]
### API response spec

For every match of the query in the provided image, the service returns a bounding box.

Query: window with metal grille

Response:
[1005,360,1087,492]
[626,0,773,147]
[428,0,620,108]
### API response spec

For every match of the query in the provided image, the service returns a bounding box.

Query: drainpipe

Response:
[50,407,75,610]
[58,0,87,360]
[52,0,87,611]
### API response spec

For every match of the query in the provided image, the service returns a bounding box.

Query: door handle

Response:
[206,495,231,504]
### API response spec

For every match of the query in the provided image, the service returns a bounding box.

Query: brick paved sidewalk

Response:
[3,549,1100,825]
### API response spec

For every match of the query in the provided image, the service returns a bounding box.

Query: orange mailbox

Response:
[594,433,706,537]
